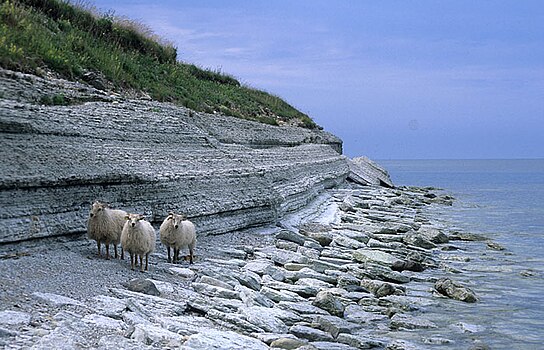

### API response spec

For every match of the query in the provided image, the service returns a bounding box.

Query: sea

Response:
[379,159,544,349]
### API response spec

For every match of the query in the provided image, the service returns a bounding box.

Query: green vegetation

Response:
[0,0,317,128]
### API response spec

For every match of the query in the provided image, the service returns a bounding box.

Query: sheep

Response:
[121,213,156,272]
[87,201,126,259]
[159,212,196,264]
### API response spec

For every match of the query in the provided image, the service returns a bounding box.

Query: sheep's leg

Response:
[121,247,124,260]
[130,253,134,270]
[140,254,145,272]
[173,248,179,264]
[167,246,171,263]
[145,253,149,271]
[189,246,194,264]
[105,243,110,260]
[97,240,101,257]
[114,244,118,259]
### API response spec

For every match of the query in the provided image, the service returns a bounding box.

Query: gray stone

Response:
[192,282,241,299]
[169,267,196,278]
[435,278,478,303]
[261,286,306,303]
[263,277,319,298]
[277,230,309,246]
[290,268,337,284]
[271,337,308,349]
[417,226,449,244]
[332,236,366,250]
[97,335,153,350]
[0,310,31,325]
[315,315,363,338]
[180,328,269,350]
[244,259,274,275]
[82,314,125,331]
[240,306,288,333]
[312,291,345,317]
[126,278,161,296]
[390,313,438,330]
[352,249,401,266]
[336,333,384,349]
[33,292,85,307]
[278,301,330,315]
[277,239,300,251]
[347,156,394,188]
[343,304,388,323]
[402,231,437,249]
[289,325,334,342]
[199,275,234,290]
[296,278,334,290]
[206,309,264,333]
[236,285,275,307]
[234,271,262,291]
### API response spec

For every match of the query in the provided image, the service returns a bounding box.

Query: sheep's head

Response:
[89,201,107,218]
[167,213,187,229]
[126,213,145,228]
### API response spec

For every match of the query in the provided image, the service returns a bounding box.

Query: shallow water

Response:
[380,159,544,349]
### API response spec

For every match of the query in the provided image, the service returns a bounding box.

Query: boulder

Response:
[434,278,478,303]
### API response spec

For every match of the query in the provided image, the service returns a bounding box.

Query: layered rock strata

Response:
[0,69,348,243]
[0,184,487,349]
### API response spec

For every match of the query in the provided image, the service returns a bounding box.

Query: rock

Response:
[261,286,306,303]
[434,278,478,303]
[402,231,436,249]
[192,283,241,300]
[277,230,310,246]
[271,337,307,349]
[169,267,196,278]
[253,333,298,345]
[243,259,274,275]
[284,263,309,271]
[343,304,388,323]
[126,278,161,296]
[453,322,486,333]
[33,292,85,307]
[310,341,359,350]
[312,291,345,317]
[97,335,153,350]
[336,333,384,349]
[82,314,125,331]
[93,295,127,320]
[417,226,449,244]
[296,278,334,290]
[278,301,330,315]
[0,310,31,326]
[486,241,505,251]
[352,249,401,266]
[289,325,334,342]
[206,309,264,334]
[449,232,488,241]
[374,283,397,298]
[347,156,394,188]
[263,277,319,298]
[315,315,363,337]
[390,313,438,330]
[234,271,262,291]
[289,268,337,284]
[391,260,424,272]
[277,240,300,251]
[240,306,288,333]
[236,285,275,307]
[180,328,269,350]
[199,275,234,290]
[332,236,366,250]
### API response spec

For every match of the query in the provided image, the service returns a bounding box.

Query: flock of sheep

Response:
[86,201,196,272]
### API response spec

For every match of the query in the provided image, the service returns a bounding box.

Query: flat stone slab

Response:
[0,310,31,325]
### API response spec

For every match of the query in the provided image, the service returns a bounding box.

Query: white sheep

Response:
[159,212,196,264]
[121,213,156,272]
[87,201,126,259]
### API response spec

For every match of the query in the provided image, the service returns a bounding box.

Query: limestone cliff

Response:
[0,69,348,243]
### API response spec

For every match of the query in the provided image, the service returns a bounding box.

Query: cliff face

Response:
[0,69,348,243]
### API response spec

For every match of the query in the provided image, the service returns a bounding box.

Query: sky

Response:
[92,0,544,159]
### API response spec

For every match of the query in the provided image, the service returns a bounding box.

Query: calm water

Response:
[380,159,544,349]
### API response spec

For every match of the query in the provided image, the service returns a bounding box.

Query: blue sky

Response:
[92,0,544,159]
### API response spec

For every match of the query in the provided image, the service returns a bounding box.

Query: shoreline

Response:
[0,183,494,349]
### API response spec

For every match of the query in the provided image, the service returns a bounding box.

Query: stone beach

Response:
[0,68,492,349]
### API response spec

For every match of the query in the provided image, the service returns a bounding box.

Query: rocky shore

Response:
[0,183,490,350]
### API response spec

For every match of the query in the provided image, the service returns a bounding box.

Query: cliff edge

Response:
[0,69,349,243]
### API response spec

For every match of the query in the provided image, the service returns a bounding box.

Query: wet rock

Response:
[449,232,488,241]
[402,231,436,249]
[390,313,438,330]
[486,241,505,251]
[289,325,334,342]
[126,278,161,296]
[417,226,449,244]
[180,328,269,350]
[336,333,384,349]
[343,304,388,323]
[391,260,424,272]
[434,278,478,303]
[315,315,363,337]
[312,291,345,317]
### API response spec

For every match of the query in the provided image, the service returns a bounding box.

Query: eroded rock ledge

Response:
[0,68,355,243]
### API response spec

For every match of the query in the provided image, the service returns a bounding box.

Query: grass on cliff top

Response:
[0,0,317,128]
